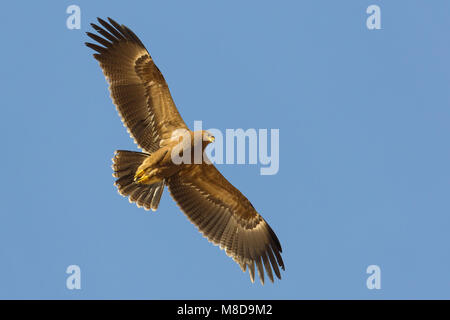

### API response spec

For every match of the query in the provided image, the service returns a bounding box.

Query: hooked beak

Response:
[208,136,215,143]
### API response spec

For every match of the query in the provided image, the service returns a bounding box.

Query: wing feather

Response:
[167,164,284,284]
[248,261,256,283]
[86,17,187,153]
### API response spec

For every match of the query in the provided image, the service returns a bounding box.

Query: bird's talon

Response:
[134,169,145,182]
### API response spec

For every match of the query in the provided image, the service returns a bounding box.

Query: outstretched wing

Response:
[167,164,285,284]
[86,17,187,153]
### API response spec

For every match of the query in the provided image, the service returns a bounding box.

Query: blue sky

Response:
[1,1,450,299]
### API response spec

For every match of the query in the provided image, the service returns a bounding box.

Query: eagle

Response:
[85,18,285,284]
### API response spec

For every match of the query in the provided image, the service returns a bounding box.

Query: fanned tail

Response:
[112,150,164,211]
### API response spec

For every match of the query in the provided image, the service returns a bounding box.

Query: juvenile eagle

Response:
[86,18,285,284]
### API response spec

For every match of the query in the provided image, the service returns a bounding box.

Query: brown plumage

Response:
[86,17,284,284]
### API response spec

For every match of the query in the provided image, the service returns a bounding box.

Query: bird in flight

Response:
[86,18,285,284]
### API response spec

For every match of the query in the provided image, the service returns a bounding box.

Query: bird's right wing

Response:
[167,163,285,284]
[86,18,188,153]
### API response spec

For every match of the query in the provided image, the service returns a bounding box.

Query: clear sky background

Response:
[1,1,449,299]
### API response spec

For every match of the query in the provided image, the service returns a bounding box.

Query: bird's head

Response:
[192,130,215,150]
[202,130,215,144]
[191,130,215,149]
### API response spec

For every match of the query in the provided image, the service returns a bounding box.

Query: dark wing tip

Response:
[85,42,106,54]
[242,222,284,284]
[107,17,119,26]
[86,17,146,50]
[96,17,125,40]
[86,31,112,48]
[97,17,107,25]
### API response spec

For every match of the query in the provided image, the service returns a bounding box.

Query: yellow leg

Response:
[134,169,161,185]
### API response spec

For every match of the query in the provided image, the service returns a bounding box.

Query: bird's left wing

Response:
[86,18,187,153]
[167,164,285,284]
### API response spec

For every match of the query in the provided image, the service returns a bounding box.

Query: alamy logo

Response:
[366,265,381,290]
[170,121,280,175]
[66,5,81,30]
[366,5,381,30]
[66,265,81,290]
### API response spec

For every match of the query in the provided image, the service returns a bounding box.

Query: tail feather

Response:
[112,150,165,211]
